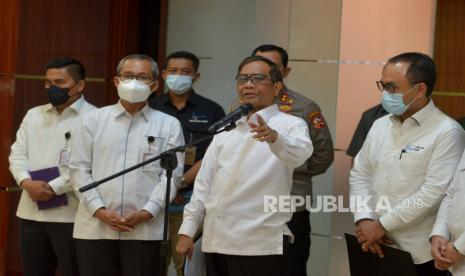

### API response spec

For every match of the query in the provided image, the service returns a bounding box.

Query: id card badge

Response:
[185,146,197,166]
[59,148,71,166]
[142,152,157,171]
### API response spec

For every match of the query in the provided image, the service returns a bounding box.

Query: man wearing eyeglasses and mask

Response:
[176,56,313,276]
[350,52,465,276]
[9,57,96,276]
[149,51,225,276]
[70,54,184,276]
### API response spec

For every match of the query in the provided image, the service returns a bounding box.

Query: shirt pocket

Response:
[389,152,429,197]
[139,136,165,176]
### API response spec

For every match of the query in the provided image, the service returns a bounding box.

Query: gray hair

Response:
[116,54,159,79]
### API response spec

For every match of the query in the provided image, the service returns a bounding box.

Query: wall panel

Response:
[0,0,19,274]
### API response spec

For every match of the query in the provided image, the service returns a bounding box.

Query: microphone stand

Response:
[78,120,239,276]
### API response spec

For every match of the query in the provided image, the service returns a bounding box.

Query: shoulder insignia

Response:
[279,105,293,112]
[278,93,294,112]
[280,93,289,102]
[308,112,326,129]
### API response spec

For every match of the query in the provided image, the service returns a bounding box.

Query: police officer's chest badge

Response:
[308,112,325,129]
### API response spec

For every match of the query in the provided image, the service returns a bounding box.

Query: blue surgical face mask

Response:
[381,85,417,115]
[165,75,193,94]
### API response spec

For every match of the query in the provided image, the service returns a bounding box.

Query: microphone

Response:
[207,103,253,133]
[79,181,100,193]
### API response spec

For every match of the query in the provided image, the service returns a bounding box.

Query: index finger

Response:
[370,243,384,258]
[433,251,453,264]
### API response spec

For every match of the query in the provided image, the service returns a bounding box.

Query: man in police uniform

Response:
[231,44,334,275]
[149,51,225,275]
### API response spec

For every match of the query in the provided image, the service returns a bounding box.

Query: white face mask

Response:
[165,75,193,94]
[381,84,418,116]
[117,79,151,103]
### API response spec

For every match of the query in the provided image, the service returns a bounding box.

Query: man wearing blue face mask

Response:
[350,52,465,276]
[149,51,225,276]
[9,57,96,276]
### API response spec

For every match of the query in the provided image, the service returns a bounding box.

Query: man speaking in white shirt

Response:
[350,52,465,276]
[176,56,313,276]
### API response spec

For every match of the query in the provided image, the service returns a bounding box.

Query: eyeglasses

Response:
[236,74,272,85]
[376,80,420,94]
[119,74,153,83]
[376,81,397,93]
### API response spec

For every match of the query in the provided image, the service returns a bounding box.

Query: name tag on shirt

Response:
[404,144,425,154]
[142,152,157,171]
[59,148,71,166]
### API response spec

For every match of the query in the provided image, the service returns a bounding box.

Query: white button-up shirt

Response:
[179,104,313,256]
[431,152,465,275]
[350,100,465,264]
[70,102,184,240]
[9,97,96,223]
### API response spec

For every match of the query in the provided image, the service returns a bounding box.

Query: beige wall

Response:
[330,1,437,275]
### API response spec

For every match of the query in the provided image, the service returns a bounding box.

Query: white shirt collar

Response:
[45,96,86,115]
[237,104,280,126]
[389,99,435,126]
[114,100,150,121]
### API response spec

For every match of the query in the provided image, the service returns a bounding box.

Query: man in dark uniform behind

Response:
[346,104,388,159]
[232,44,334,276]
[149,51,225,276]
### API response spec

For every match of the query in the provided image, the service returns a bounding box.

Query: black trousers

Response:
[18,218,78,276]
[287,210,311,276]
[205,237,290,276]
[75,239,163,276]
[415,260,452,276]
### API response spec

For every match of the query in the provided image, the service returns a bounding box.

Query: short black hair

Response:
[252,44,289,67]
[166,51,200,72]
[236,56,283,83]
[44,57,85,82]
[116,54,159,79]
[387,52,437,97]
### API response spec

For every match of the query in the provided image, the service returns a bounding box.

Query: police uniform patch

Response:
[279,105,292,112]
[278,93,294,112]
[308,112,325,129]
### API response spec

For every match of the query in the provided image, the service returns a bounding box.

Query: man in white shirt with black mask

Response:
[70,54,184,276]
[176,56,313,276]
[9,57,96,276]
[350,52,465,276]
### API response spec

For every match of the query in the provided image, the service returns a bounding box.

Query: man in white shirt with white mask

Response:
[70,54,184,276]
[176,56,313,276]
[9,57,96,276]
[350,52,465,276]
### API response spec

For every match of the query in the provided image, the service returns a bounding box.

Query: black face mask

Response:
[47,85,71,106]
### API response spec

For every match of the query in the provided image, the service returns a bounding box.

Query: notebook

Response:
[29,167,68,210]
